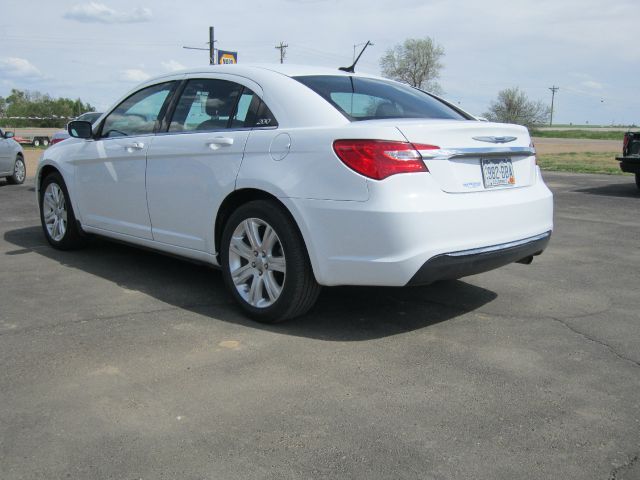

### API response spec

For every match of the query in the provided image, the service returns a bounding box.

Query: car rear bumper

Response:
[617,156,640,174]
[287,170,554,287]
[406,231,551,285]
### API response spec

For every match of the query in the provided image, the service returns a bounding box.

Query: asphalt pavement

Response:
[1,172,638,479]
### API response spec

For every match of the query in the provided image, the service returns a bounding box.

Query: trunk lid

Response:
[378,119,536,193]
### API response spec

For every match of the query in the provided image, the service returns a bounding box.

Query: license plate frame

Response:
[481,158,516,188]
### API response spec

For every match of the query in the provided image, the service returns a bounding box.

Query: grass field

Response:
[537,152,627,175]
[531,129,627,141]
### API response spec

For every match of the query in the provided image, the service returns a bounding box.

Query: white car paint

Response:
[0,129,24,178]
[37,64,553,288]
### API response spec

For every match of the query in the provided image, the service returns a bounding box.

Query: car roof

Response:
[150,63,383,83]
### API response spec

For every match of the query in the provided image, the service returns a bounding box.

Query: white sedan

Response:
[36,65,553,322]
[0,128,26,185]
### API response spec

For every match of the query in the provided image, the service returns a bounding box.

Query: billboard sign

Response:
[217,50,238,64]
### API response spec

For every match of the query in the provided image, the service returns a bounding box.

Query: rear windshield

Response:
[294,75,468,121]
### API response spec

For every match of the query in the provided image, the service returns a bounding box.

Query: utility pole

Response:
[275,42,288,64]
[209,26,215,64]
[548,85,559,126]
[182,26,217,65]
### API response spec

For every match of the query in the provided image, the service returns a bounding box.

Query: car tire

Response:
[635,173,640,190]
[6,155,26,185]
[42,138,49,147]
[39,172,87,250]
[32,139,40,147]
[220,200,321,323]
[7,155,27,185]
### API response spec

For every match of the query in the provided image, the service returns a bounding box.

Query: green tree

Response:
[380,37,445,94]
[0,89,95,128]
[483,87,550,128]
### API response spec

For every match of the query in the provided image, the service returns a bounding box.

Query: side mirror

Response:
[68,121,93,139]
[4,131,15,139]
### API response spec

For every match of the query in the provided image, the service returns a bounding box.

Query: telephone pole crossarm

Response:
[275,42,288,64]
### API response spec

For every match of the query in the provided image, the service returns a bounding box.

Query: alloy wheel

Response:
[42,183,67,242]
[228,218,286,308]
[14,159,25,183]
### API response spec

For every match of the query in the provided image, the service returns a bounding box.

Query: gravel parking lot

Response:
[1,172,638,479]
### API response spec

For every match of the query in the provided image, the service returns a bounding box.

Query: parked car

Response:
[36,65,553,322]
[616,131,640,189]
[0,127,26,184]
[49,112,103,145]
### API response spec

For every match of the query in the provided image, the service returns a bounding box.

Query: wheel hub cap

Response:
[15,160,25,183]
[228,218,286,308]
[42,183,67,242]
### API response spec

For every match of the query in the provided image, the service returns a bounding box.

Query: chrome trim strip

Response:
[419,146,535,160]
[446,232,551,257]
[472,136,518,144]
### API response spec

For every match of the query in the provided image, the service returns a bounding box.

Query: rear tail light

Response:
[623,133,630,155]
[333,140,438,180]
[50,138,64,145]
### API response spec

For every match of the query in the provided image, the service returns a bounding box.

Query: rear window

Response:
[294,75,468,121]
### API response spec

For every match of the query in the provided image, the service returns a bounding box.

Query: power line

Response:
[275,41,288,64]
[183,26,217,65]
[548,85,559,126]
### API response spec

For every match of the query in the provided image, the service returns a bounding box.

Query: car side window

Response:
[101,82,174,138]
[168,79,278,132]
[230,91,278,128]
[258,103,277,127]
[169,79,243,132]
[230,91,259,129]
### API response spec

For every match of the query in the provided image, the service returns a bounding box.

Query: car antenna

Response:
[339,41,374,73]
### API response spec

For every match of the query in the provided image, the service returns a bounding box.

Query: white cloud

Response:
[122,69,150,82]
[161,60,186,72]
[581,80,603,90]
[64,2,152,24]
[0,57,42,78]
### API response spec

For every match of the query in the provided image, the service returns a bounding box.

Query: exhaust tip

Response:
[516,256,534,265]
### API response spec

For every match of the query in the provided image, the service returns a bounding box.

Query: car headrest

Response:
[205,97,227,117]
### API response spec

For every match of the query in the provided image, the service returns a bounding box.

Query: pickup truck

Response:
[617,131,640,190]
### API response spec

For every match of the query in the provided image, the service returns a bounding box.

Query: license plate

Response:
[481,158,516,188]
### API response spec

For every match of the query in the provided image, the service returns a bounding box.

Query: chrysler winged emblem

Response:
[473,136,518,144]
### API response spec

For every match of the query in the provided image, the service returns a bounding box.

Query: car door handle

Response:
[125,142,145,152]
[206,137,234,149]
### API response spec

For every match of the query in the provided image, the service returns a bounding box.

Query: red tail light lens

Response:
[50,138,64,145]
[333,140,438,180]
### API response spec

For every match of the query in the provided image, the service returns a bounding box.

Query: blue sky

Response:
[1,0,638,125]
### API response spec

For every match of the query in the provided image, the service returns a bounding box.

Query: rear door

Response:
[145,77,267,252]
